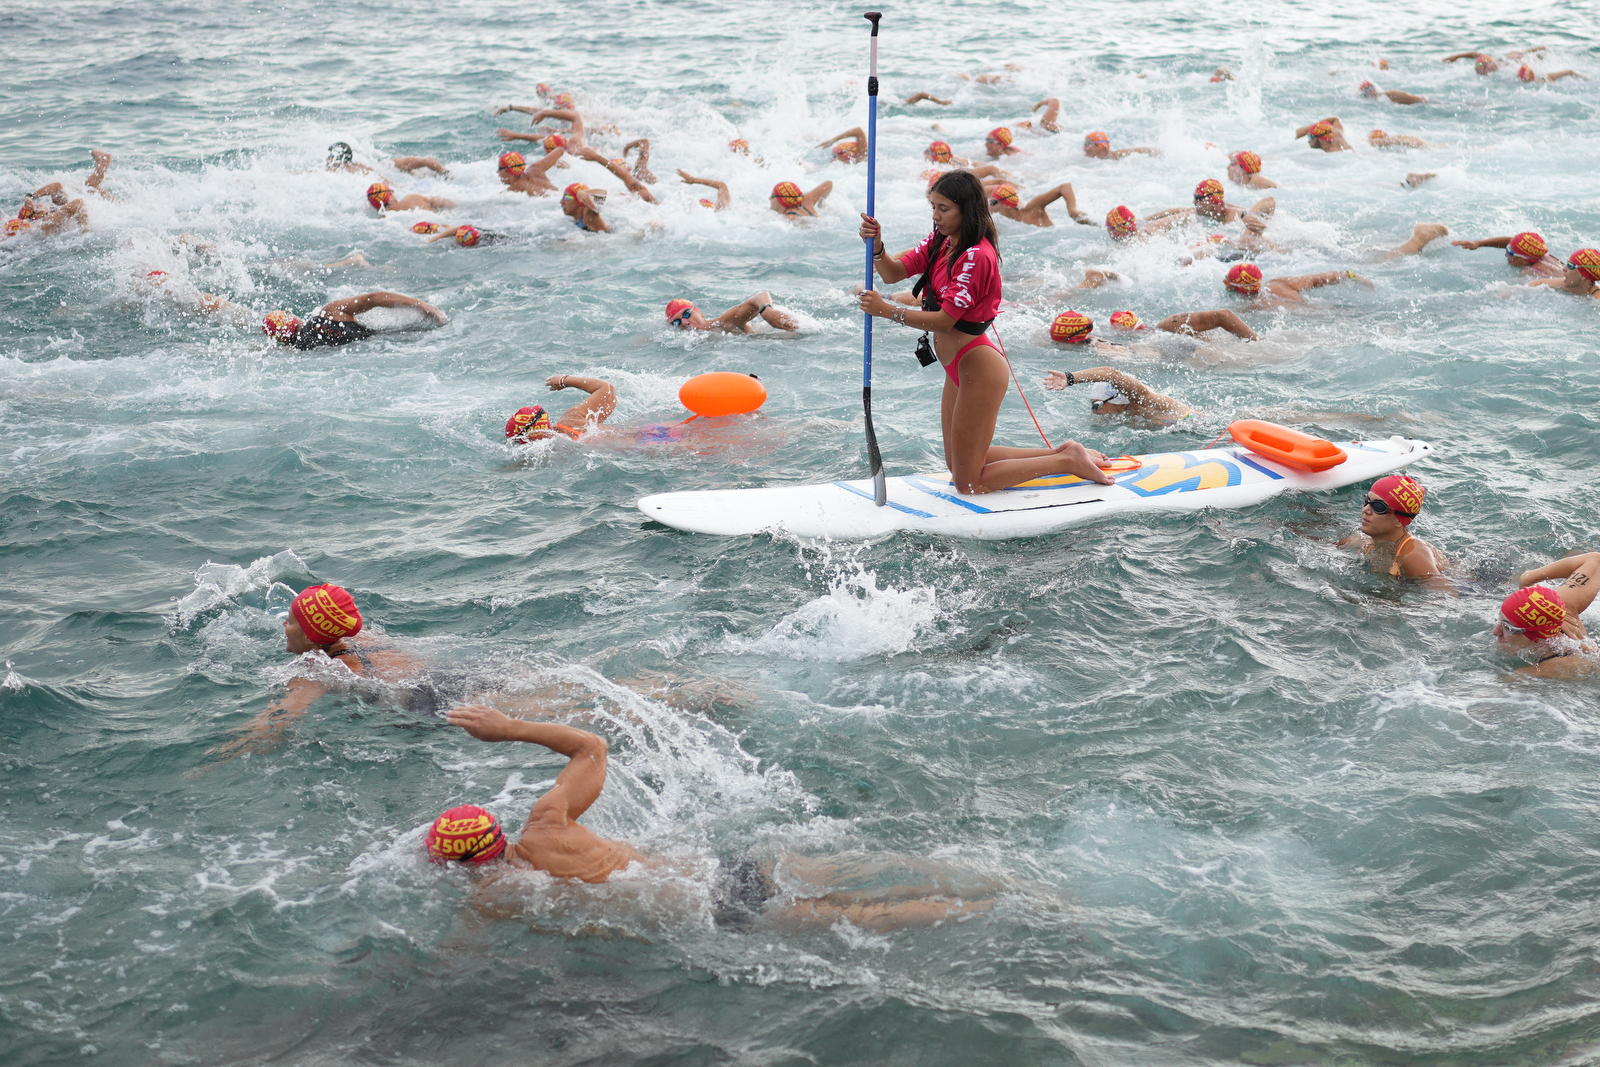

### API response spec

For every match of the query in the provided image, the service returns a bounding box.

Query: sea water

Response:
[4,1,1600,1063]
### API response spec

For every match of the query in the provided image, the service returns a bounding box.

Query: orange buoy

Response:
[1228,419,1347,472]
[679,372,766,418]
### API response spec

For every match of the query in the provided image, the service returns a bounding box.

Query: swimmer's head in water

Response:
[1105,205,1137,241]
[412,221,443,235]
[1109,310,1144,331]
[543,134,566,152]
[1049,311,1093,344]
[698,197,714,208]
[366,181,394,210]
[1506,231,1547,262]
[988,183,1020,209]
[985,127,1013,153]
[1083,131,1110,152]
[1359,81,1379,97]
[497,151,526,178]
[832,142,860,163]
[561,183,588,210]
[925,141,953,163]
[290,583,363,645]
[455,225,482,247]
[261,310,301,343]
[145,269,169,284]
[1566,248,1600,281]
[1368,474,1424,526]
[1474,54,1497,75]
[327,141,353,164]
[1499,586,1565,640]
[1088,381,1130,412]
[1225,262,1263,295]
[17,201,40,220]
[552,92,576,109]
[770,181,804,208]
[728,138,749,155]
[505,405,552,439]
[1193,178,1226,207]
[665,299,696,327]
[535,82,551,97]
[425,804,508,865]
[1231,151,1262,175]
[1307,121,1335,149]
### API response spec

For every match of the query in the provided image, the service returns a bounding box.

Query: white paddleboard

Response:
[638,436,1434,541]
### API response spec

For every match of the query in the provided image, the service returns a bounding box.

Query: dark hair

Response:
[927,169,1000,269]
[327,141,353,164]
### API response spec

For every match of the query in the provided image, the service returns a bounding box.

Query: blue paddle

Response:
[861,10,886,506]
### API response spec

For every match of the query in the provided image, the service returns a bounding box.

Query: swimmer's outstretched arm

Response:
[531,108,585,144]
[677,170,729,210]
[1276,271,1372,294]
[816,127,866,149]
[623,138,655,183]
[904,91,951,105]
[1031,97,1061,132]
[390,156,448,176]
[1441,51,1485,62]
[1157,309,1258,340]
[493,104,538,116]
[497,128,544,143]
[1025,182,1090,223]
[321,291,448,324]
[1044,366,1162,405]
[573,146,657,203]
[801,181,833,212]
[547,374,617,429]
[448,705,609,825]
[1519,552,1600,617]
[529,146,566,177]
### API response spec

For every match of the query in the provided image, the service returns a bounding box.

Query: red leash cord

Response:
[988,327,1053,449]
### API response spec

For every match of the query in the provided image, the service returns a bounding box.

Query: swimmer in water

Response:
[1082,131,1161,160]
[1451,231,1566,277]
[424,705,999,931]
[420,224,510,247]
[560,183,608,231]
[985,181,1092,227]
[1102,205,1181,243]
[1044,362,1194,427]
[1336,475,1451,592]
[903,91,952,105]
[4,198,88,239]
[1028,97,1063,132]
[495,145,568,196]
[571,145,657,203]
[1297,118,1354,152]
[817,127,868,164]
[677,170,730,210]
[1147,180,1275,226]
[1368,129,1440,149]
[768,180,832,220]
[365,180,452,214]
[857,170,1116,493]
[983,127,1024,158]
[1494,555,1600,677]
[1524,248,1600,299]
[665,293,798,333]
[1514,64,1584,83]
[228,292,445,348]
[324,142,449,176]
[1061,307,1259,343]
[1443,48,1547,74]
[1226,151,1279,190]
[505,375,618,442]
[1359,81,1427,104]
[1223,263,1379,306]
[922,141,1009,180]
[495,104,587,150]
[22,148,114,209]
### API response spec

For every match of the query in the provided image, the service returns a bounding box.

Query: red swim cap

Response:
[366,181,393,209]
[1567,248,1600,281]
[1500,586,1565,639]
[1105,205,1137,240]
[543,134,566,152]
[1231,151,1262,175]
[3,218,26,236]
[831,142,859,163]
[1507,231,1546,260]
[925,140,953,163]
[1225,262,1263,295]
[665,298,695,323]
[1084,131,1109,146]
[505,405,552,439]
[17,201,40,220]
[988,183,1020,209]
[561,183,587,207]
[1309,121,1334,140]
[1474,54,1496,75]
[1517,64,1537,82]
[455,225,482,247]
[262,310,301,342]
[498,151,526,176]
[728,138,749,154]
[1049,311,1093,343]
[412,220,442,234]
[552,91,575,108]
[1109,310,1144,330]
[425,805,508,865]
[146,269,169,282]
[987,127,1013,147]
[1369,474,1425,525]
[1359,81,1378,97]
[698,198,714,208]
[771,181,803,207]
[1194,178,1225,205]
[290,584,363,645]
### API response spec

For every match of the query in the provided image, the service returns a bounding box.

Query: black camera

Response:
[914,333,936,367]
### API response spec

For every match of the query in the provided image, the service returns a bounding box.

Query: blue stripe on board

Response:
[902,476,994,514]
[1230,451,1287,479]
[832,481,936,517]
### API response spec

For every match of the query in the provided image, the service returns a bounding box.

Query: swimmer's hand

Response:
[418,301,448,324]
[1043,370,1076,391]
[1073,212,1093,225]
[447,703,521,742]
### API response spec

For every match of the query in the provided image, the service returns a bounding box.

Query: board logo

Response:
[1121,453,1241,497]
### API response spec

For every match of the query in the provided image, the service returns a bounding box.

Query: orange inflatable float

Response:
[679,372,766,418]
[1228,419,1347,472]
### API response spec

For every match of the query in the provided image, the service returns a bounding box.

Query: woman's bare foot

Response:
[1053,441,1116,484]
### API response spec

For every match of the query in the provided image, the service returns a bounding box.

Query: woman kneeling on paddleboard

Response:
[857,170,1113,494]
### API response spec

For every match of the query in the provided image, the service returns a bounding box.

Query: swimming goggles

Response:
[672,308,693,326]
[1363,495,1414,518]
[1505,248,1529,261]
[1495,618,1530,635]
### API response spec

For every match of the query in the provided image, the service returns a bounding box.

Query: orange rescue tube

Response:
[1228,419,1347,472]
[679,372,767,418]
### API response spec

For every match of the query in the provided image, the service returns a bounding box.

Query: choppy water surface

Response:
[4,1,1600,1063]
